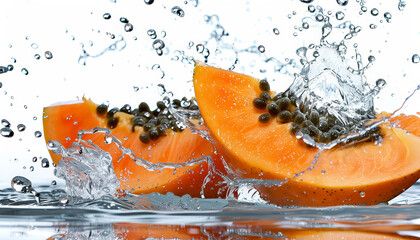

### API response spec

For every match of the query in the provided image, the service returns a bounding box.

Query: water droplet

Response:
[369,24,377,29]
[321,170,326,174]
[33,116,37,120]
[133,86,139,92]
[273,28,280,35]
[124,23,133,32]
[308,5,315,13]
[336,0,349,6]
[60,198,69,204]
[11,57,16,63]
[335,11,345,20]
[196,44,204,53]
[103,13,111,20]
[144,0,154,4]
[51,180,57,185]
[171,6,185,17]
[370,8,379,16]
[31,43,39,49]
[412,54,420,64]
[32,157,37,162]
[41,158,50,168]
[11,176,32,193]
[44,51,53,59]
[300,0,314,3]
[152,39,165,50]
[398,0,406,11]
[21,68,29,75]
[17,124,26,132]
[384,12,392,23]
[1,128,14,138]
[302,22,309,29]
[29,166,34,172]
[315,14,324,22]
[376,79,386,89]
[34,54,41,60]
[34,131,42,138]
[359,191,365,197]
[119,17,129,23]
[361,6,367,12]
[147,29,157,39]
[1,119,10,128]
[368,55,375,62]
[105,136,113,144]
[7,65,14,71]
[258,45,265,53]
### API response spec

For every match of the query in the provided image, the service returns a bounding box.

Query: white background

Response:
[0,0,419,189]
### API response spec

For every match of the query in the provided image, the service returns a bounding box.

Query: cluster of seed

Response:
[253,80,379,144]
[96,97,200,144]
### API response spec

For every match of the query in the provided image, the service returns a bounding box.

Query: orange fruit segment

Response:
[43,98,220,197]
[193,62,420,206]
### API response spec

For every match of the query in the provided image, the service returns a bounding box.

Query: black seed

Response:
[107,108,119,118]
[294,112,305,124]
[152,109,161,117]
[170,120,180,131]
[139,133,150,144]
[139,102,150,112]
[132,108,140,116]
[156,101,166,110]
[291,108,301,119]
[189,104,199,110]
[143,123,155,132]
[272,92,283,101]
[291,124,301,134]
[319,132,331,143]
[318,120,329,132]
[300,128,310,136]
[327,114,337,127]
[331,125,345,134]
[158,118,169,126]
[148,118,158,126]
[120,104,132,114]
[132,116,147,126]
[278,110,292,123]
[172,99,181,108]
[300,101,310,113]
[156,125,167,136]
[253,98,267,109]
[267,103,280,116]
[277,97,291,110]
[329,129,340,140]
[96,104,108,116]
[107,117,119,129]
[318,107,327,116]
[309,110,320,126]
[259,79,270,91]
[139,111,152,120]
[308,125,320,137]
[302,120,313,128]
[259,92,272,102]
[148,129,159,140]
[258,113,271,123]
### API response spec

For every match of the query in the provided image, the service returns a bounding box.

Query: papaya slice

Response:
[43,98,220,197]
[193,62,420,206]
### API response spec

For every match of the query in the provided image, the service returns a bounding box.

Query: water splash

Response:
[78,36,127,66]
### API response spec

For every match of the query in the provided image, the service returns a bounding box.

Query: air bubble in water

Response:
[1,119,10,127]
[34,54,40,60]
[336,11,345,20]
[41,158,50,168]
[103,13,111,20]
[336,0,349,6]
[44,51,53,59]
[152,39,165,50]
[124,23,133,32]
[144,0,154,4]
[412,54,420,64]
[371,8,379,16]
[258,45,265,53]
[21,68,29,75]
[17,124,26,132]
[308,5,315,13]
[34,131,42,138]
[171,6,185,17]
[384,12,392,23]
[1,128,14,138]
[398,0,406,11]
[273,28,280,35]
[300,0,314,3]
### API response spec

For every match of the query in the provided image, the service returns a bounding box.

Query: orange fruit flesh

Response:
[193,62,420,206]
[43,98,220,197]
